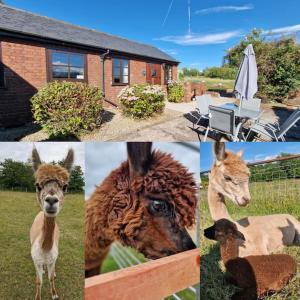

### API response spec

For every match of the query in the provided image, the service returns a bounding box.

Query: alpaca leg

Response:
[34,264,43,300]
[47,262,59,300]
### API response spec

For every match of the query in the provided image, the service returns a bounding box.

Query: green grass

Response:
[183,76,235,91]
[200,181,300,300]
[0,191,84,300]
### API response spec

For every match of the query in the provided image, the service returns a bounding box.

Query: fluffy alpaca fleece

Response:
[205,219,297,300]
[85,149,198,272]
[35,164,70,186]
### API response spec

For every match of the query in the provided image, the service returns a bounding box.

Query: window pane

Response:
[52,66,69,78]
[52,52,68,65]
[114,66,121,76]
[114,76,121,84]
[70,54,84,67]
[70,67,84,79]
[123,67,128,76]
[151,68,157,77]
[123,75,128,84]
[113,59,121,67]
[123,60,129,68]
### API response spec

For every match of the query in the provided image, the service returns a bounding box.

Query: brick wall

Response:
[0,38,177,127]
[103,57,148,105]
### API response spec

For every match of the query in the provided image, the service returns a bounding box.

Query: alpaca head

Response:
[210,142,251,207]
[32,148,74,217]
[107,142,197,259]
[204,219,245,244]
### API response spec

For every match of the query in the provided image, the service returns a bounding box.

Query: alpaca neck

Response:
[220,238,239,265]
[208,184,232,221]
[41,214,56,251]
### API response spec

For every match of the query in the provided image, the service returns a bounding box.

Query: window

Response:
[112,58,129,85]
[49,50,86,81]
[165,65,173,84]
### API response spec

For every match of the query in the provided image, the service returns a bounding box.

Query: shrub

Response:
[167,80,185,103]
[31,81,103,136]
[203,65,237,80]
[118,84,166,118]
[225,29,300,102]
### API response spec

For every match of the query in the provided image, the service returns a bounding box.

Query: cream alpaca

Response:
[30,148,74,300]
[208,142,300,256]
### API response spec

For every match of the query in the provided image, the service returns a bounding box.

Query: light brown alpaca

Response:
[30,148,74,300]
[85,142,198,277]
[208,142,300,256]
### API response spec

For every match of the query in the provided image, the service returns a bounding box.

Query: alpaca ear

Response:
[235,230,246,241]
[127,142,152,178]
[214,142,226,163]
[62,149,74,172]
[236,149,244,158]
[204,224,216,241]
[32,147,42,171]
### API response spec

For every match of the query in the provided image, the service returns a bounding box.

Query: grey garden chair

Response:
[245,107,300,141]
[203,105,244,142]
[190,94,213,126]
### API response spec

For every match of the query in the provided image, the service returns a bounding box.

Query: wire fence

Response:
[200,154,300,203]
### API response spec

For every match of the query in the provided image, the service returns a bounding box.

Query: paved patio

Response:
[1,98,299,142]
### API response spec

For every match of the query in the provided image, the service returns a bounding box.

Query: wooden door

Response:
[146,63,161,85]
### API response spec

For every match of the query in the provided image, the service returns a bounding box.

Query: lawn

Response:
[200,180,300,300]
[0,191,84,300]
[183,76,235,91]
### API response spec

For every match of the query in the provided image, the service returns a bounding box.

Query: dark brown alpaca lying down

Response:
[204,219,297,300]
[85,142,198,277]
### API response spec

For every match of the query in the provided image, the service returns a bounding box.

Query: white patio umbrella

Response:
[234,44,258,102]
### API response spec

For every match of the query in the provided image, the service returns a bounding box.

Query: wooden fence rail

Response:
[85,248,200,300]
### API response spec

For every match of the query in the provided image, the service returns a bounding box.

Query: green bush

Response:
[167,80,185,103]
[203,65,237,80]
[31,81,103,136]
[118,84,166,118]
[225,29,300,102]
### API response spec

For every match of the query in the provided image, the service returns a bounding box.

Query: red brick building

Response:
[0,5,179,128]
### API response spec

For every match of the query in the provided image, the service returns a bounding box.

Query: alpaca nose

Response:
[180,230,196,250]
[242,196,251,204]
[45,196,58,206]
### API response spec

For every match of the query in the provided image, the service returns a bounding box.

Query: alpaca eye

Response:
[36,183,42,192]
[149,200,169,216]
[224,175,232,181]
[62,185,68,192]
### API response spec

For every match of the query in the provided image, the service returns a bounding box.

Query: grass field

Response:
[183,76,235,91]
[200,181,300,300]
[0,191,84,300]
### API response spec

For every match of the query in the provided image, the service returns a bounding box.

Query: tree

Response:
[68,166,85,193]
[224,29,300,102]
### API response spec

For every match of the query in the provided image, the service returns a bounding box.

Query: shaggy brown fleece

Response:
[35,164,70,186]
[85,150,198,271]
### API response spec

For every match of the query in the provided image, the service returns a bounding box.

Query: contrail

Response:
[162,0,175,27]
[188,0,191,35]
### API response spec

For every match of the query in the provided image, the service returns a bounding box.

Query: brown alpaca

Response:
[204,219,297,300]
[208,142,300,256]
[85,142,198,277]
[30,148,74,300]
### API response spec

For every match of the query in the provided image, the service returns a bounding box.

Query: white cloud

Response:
[0,142,85,171]
[195,4,253,15]
[155,30,241,46]
[264,24,300,36]
[159,48,178,55]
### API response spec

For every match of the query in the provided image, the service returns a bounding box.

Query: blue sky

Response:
[200,142,300,172]
[5,0,300,69]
